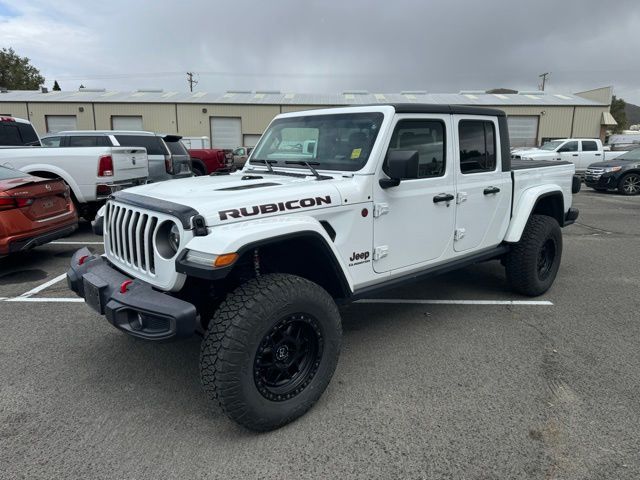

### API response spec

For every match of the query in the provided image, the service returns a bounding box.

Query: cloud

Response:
[1,0,639,103]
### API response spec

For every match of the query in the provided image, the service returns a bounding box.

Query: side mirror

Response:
[379,150,419,189]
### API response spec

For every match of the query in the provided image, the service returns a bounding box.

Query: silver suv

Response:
[41,130,192,183]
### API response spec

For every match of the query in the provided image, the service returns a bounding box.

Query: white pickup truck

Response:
[511,138,625,174]
[68,104,580,431]
[0,116,148,219]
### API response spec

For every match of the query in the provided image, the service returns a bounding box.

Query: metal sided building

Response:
[0,86,616,148]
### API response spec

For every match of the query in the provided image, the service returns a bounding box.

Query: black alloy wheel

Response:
[254,314,323,402]
[537,238,557,281]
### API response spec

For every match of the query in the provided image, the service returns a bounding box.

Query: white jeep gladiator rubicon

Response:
[67,104,580,431]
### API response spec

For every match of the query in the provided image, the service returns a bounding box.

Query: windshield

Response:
[613,147,640,161]
[540,140,564,151]
[250,112,384,172]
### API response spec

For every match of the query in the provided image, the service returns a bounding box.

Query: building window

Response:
[111,116,143,130]
[45,115,77,133]
[459,120,496,174]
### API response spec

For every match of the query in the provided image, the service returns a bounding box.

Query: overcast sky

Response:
[1,0,639,103]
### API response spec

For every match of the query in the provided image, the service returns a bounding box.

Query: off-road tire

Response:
[200,273,341,431]
[617,173,640,195]
[505,214,562,296]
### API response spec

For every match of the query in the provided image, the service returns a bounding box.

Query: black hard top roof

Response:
[352,103,506,117]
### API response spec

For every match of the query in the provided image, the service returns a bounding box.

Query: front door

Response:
[373,115,456,273]
[453,116,511,253]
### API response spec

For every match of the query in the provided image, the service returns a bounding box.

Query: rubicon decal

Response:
[219,195,332,221]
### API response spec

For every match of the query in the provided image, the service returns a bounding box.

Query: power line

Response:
[538,72,550,91]
[186,72,198,92]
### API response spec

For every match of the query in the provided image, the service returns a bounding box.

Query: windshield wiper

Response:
[247,159,307,178]
[284,160,331,180]
[250,159,277,173]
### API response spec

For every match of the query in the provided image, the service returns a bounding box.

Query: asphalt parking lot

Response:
[1,189,639,479]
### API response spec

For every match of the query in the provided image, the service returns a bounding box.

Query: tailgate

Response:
[111,147,149,181]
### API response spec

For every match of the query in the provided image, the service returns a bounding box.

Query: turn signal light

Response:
[214,253,239,268]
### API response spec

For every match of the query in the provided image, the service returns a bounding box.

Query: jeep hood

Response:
[114,171,344,226]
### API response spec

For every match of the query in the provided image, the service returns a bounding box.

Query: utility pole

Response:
[186,72,198,92]
[538,72,549,91]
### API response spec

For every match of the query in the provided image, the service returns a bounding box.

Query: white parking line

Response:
[356,299,553,306]
[5,297,84,303]
[18,273,67,298]
[50,241,104,245]
[0,296,552,305]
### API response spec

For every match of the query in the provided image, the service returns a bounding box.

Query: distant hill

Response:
[625,102,640,126]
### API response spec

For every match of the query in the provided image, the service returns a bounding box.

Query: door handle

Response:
[572,154,579,157]
[483,186,500,195]
[433,193,454,203]
[595,153,601,156]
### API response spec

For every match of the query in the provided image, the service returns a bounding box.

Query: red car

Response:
[0,166,78,256]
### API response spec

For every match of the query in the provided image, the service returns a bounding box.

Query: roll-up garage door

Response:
[507,116,539,148]
[45,115,77,133]
[211,117,242,149]
[111,116,143,131]
[243,134,262,147]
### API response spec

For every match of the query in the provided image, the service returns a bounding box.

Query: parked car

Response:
[0,116,41,146]
[1,120,148,220]
[584,148,640,195]
[510,138,624,174]
[68,104,579,431]
[41,131,192,182]
[0,166,77,256]
[187,147,230,175]
[231,146,254,169]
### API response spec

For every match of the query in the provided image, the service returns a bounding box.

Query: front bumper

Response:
[584,173,618,190]
[67,247,198,341]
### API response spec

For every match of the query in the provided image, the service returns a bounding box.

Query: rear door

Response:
[453,116,511,253]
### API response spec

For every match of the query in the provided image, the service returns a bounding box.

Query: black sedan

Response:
[584,148,640,195]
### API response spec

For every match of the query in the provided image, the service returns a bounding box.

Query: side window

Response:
[582,140,598,152]
[459,120,496,174]
[68,136,98,147]
[41,136,62,147]
[17,124,39,145]
[386,119,446,178]
[558,141,578,152]
[0,124,22,146]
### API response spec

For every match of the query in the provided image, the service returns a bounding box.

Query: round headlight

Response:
[155,221,181,259]
[169,223,180,252]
